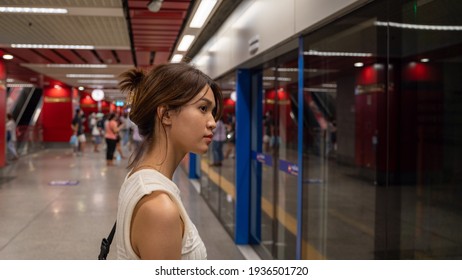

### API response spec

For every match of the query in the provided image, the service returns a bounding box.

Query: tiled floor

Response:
[0,147,247,260]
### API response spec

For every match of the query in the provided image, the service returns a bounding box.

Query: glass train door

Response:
[250,50,299,259]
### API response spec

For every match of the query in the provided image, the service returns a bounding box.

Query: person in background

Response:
[263,110,273,153]
[115,113,126,160]
[91,113,104,152]
[120,113,131,147]
[104,113,120,166]
[224,114,235,159]
[115,63,223,260]
[211,118,226,166]
[71,108,86,155]
[129,119,143,153]
[6,113,19,161]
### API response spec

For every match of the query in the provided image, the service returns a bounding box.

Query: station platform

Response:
[0,147,257,260]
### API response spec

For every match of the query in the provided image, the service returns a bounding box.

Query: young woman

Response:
[115,63,223,260]
[104,113,120,166]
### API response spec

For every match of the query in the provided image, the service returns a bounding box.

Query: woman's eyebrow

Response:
[192,97,215,107]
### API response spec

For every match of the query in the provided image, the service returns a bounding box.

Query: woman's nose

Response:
[208,118,217,130]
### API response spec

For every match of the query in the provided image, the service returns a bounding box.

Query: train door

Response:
[250,51,299,259]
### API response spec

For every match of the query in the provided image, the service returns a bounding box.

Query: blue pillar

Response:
[235,69,251,244]
[188,153,198,179]
[296,36,304,259]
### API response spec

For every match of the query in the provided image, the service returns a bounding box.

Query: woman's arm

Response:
[111,120,120,134]
[130,192,183,260]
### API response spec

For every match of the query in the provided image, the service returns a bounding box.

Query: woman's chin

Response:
[192,147,209,155]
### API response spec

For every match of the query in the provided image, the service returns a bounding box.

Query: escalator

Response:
[15,88,43,126]
[289,90,336,155]
[7,87,44,155]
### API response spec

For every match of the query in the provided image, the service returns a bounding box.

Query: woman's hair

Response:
[107,113,116,121]
[118,62,223,169]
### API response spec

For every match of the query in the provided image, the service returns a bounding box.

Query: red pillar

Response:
[42,79,73,142]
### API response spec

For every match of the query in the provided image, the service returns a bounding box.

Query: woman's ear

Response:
[157,106,172,126]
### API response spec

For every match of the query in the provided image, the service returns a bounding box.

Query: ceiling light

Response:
[7,83,34,88]
[189,0,218,28]
[177,35,195,51]
[78,80,118,84]
[12,44,94,49]
[171,54,183,63]
[375,21,462,31]
[304,50,373,57]
[78,86,85,91]
[0,7,68,14]
[147,0,163,13]
[420,58,430,63]
[354,62,364,67]
[2,54,13,60]
[304,88,337,93]
[262,77,291,82]
[66,74,114,78]
[46,64,107,68]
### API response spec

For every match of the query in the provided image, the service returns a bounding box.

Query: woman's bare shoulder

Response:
[135,191,179,225]
[130,190,183,259]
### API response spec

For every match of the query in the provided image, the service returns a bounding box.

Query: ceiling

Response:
[0,0,227,101]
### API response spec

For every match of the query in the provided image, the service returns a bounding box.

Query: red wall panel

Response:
[42,80,73,142]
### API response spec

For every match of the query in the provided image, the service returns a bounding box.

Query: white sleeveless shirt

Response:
[116,169,207,260]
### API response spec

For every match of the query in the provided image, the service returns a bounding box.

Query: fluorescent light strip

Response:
[0,7,68,14]
[7,83,35,88]
[171,54,183,63]
[304,50,373,57]
[262,76,291,82]
[12,44,94,49]
[67,74,114,78]
[189,0,218,28]
[304,87,337,93]
[375,21,462,31]
[78,80,119,84]
[46,64,107,68]
[275,68,298,72]
[177,35,195,51]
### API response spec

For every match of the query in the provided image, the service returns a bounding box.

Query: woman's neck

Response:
[138,144,185,180]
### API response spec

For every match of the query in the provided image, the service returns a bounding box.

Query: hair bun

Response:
[119,68,146,106]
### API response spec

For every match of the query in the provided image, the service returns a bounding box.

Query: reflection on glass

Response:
[301,0,462,259]
[200,71,237,237]
[254,54,299,260]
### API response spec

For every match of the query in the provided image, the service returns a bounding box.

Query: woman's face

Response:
[168,85,217,155]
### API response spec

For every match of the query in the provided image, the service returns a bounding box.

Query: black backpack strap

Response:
[98,222,116,260]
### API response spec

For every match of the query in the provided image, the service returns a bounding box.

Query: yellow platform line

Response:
[200,159,325,259]
[200,160,235,198]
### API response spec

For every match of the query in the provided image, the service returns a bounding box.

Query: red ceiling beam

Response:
[55,49,87,64]
[131,25,180,31]
[131,10,186,18]
[130,19,183,25]
[73,50,102,64]
[133,30,178,35]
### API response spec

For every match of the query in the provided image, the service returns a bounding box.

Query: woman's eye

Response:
[199,106,208,113]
